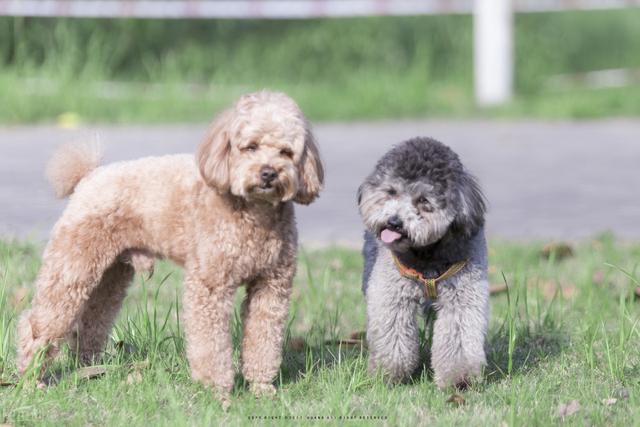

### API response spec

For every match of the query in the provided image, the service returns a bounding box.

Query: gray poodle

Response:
[358,137,489,388]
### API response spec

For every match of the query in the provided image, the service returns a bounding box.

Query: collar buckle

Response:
[392,254,467,300]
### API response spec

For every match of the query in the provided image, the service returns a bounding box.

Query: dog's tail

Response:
[46,139,103,199]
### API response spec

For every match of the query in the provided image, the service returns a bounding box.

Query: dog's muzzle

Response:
[380,215,405,244]
[258,165,278,190]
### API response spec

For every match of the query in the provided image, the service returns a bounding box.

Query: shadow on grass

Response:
[277,339,366,387]
[272,303,567,391]
[33,285,567,393]
[484,327,565,384]
[414,311,565,387]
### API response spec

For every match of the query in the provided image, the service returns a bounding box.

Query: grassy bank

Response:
[0,236,639,425]
[1,10,640,123]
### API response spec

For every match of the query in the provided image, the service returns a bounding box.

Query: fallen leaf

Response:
[288,337,306,352]
[602,398,617,406]
[592,270,605,285]
[489,284,508,295]
[129,360,150,370]
[329,258,344,271]
[539,279,577,300]
[350,330,366,340]
[446,393,465,406]
[557,400,580,420]
[126,371,143,385]
[541,243,574,261]
[75,366,108,380]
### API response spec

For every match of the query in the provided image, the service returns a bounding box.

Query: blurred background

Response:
[1,0,639,243]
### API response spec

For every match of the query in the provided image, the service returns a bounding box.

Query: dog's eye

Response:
[386,188,397,196]
[416,196,433,211]
[244,142,259,152]
[280,148,293,158]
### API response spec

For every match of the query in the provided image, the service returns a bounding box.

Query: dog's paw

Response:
[213,389,232,411]
[454,377,471,391]
[435,370,483,391]
[250,382,276,399]
[368,357,414,385]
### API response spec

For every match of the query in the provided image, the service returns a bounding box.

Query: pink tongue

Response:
[381,229,402,243]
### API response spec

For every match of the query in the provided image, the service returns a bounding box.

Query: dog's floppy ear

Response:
[197,110,232,192]
[294,129,324,205]
[452,171,486,238]
[356,177,374,207]
[356,183,365,206]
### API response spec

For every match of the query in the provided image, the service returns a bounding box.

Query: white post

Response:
[474,0,513,106]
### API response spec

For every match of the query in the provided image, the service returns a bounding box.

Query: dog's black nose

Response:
[260,166,278,183]
[387,215,403,230]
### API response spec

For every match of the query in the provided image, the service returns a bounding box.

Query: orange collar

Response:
[391,254,468,299]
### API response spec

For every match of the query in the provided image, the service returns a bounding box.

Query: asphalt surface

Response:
[1,119,639,245]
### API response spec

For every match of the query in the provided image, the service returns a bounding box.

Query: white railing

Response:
[5,1,474,18]
[1,0,638,106]
[1,0,638,18]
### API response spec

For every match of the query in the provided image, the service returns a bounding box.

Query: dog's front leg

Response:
[240,265,293,398]
[366,274,421,384]
[183,272,236,406]
[431,276,489,389]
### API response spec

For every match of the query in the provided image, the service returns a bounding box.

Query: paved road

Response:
[1,120,639,245]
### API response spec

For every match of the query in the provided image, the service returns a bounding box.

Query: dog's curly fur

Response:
[16,91,324,402]
[358,137,488,388]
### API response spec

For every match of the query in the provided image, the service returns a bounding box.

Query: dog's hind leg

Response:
[16,219,128,374]
[67,261,135,365]
[17,259,111,374]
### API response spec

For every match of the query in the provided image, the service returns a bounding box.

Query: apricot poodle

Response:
[16,91,324,402]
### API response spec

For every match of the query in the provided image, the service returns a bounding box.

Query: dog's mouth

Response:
[257,182,276,191]
[379,228,406,244]
[249,182,283,200]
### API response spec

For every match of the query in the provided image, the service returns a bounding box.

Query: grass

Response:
[0,234,639,426]
[1,10,640,123]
